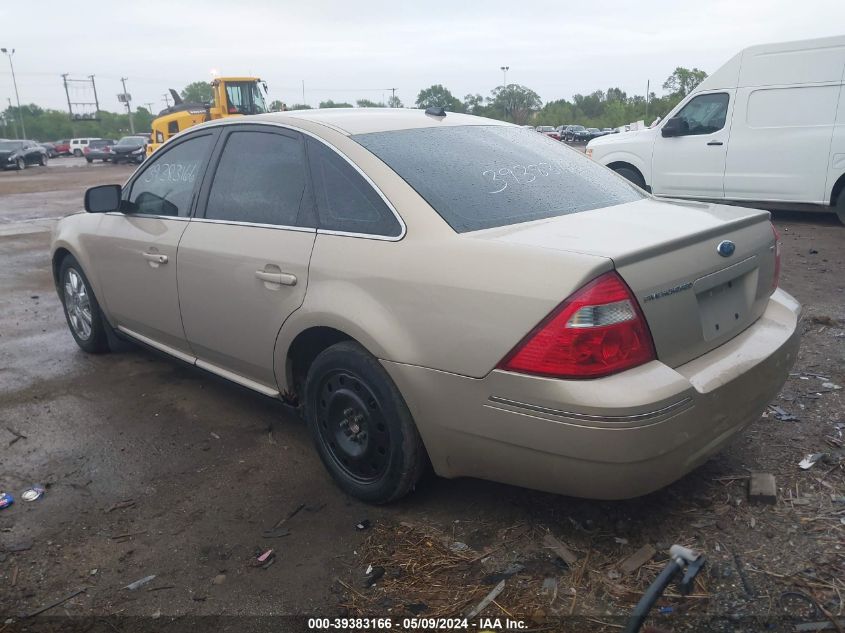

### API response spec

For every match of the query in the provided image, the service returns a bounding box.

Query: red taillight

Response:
[498,271,656,379]
[771,223,781,292]
[83,147,89,154]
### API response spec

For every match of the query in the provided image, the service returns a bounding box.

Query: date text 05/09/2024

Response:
[306,618,528,630]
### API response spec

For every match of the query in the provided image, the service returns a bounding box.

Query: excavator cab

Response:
[147,77,267,157]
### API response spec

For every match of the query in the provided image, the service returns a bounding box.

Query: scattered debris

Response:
[5,539,33,553]
[810,315,839,327]
[465,579,506,619]
[212,573,226,585]
[821,382,842,391]
[542,533,579,566]
[262,527,291,539]
[24,589,85,618]
[449,541,468,553]
[364,565,385,587]
[125,575,156,590]
[769,404,799,422]
[106,499,136,513]
[620,544,656,575]
[21,485,45,502]
[0,492,13,509]
[6,426,27,447]
[482,562,524,585]
[749,472,778,504]
[799,453,827,470]
[356,519,372,531]
[210,432,221,440]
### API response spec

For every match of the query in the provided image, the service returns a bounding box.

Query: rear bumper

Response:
[383,289,801,499]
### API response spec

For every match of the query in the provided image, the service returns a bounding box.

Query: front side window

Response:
[307,138,402,237]
[205,130,307,227]
[126,134,212,217]
[353,125,641,233]
[672,92,730,136]
[224,82,268,115]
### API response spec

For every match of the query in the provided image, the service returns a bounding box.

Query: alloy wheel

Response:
[63,268,93,340]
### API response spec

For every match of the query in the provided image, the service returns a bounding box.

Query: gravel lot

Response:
[1,160,843,631]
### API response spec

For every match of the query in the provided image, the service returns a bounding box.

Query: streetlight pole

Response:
[500,66,509,88]
[6,97,18,139]
[1,48,25,138]
[120,77,135,134]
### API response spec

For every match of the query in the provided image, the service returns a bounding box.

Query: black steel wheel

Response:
[304,341,425,503]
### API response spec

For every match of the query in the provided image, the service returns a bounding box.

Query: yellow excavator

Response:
[146,77,271,156]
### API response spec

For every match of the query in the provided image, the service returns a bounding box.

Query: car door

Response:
[25,142,38,164]
[651,91,734,199]
[86,130,219,359]
[176,124,316,395]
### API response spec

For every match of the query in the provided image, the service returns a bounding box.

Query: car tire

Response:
[39,154,48,166]
[73,149,82,157]
[15,158,25,170]
[836,192,845,225]
[304,340,425,504]
[85,158,93,164]
[613,165,647,189]
[58,255,110,354]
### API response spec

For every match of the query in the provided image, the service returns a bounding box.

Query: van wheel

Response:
[304,341,425,504]
[613,165,647,189]
[835,193,845,225]
[59,255,110,354]
[73,149,82,157]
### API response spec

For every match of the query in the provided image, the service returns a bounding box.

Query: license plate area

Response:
[694,256,758,342]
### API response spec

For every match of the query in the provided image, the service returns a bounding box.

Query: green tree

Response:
[180,81,213,103]
[356,99,385,108]
[662,67,708,98]
[462,93,486,115]
[319,100,353,108]
[415,85,463,112]
[387,95,403,108]
[489,84,542,125]
[268,100,287,112]
[288,103,312,110]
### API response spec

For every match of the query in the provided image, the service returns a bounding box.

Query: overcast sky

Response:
[2,0,844,114]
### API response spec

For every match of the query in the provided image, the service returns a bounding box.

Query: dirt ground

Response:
[0,159,843,632]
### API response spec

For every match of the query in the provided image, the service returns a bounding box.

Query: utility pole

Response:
[500,65,509,88]
[6,97,18,139]
[645,79,650,121]
[162,93,172,108]
[388,87,397,107]
[1,48,25,138]
[144,102,155,114]
[89,74,100,112]
[301,80,305,106]
[120,77,135,133]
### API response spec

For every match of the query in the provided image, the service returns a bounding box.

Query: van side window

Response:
[126,134,212,217]
[205,130,308,227]
[673,93,730,136]
[306,138,401,237]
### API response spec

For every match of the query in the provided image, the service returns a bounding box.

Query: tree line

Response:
[1,67,706,141]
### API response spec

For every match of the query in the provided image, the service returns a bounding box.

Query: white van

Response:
[587,36,845,223]
[68,138,101,157]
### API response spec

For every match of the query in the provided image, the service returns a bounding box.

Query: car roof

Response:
[203,108,513,136]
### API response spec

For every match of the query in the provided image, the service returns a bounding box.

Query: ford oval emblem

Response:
[717,240,736,257]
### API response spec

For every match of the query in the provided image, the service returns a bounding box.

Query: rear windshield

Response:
[353,125,642,233]
[118,136,145,145]
[89,140,111,148]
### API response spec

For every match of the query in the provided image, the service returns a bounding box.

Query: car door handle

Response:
[142,252,168,264]
[255,270,297,286]
[706,140,723,146]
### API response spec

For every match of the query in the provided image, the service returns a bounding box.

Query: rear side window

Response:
[205,130,307,227]
[353,125,641,233]
[126,134,212,217]
[307,138,401,237]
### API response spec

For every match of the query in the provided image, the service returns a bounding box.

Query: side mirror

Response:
[84,184,121,213]
[661,116,687,137]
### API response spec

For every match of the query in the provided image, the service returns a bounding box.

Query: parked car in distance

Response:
[69,138,101,157]
[601,128,616,135]
[0,139,49,169]
[38,142,59,158]
[83,139,116,163]
[54,139,71,155]
[110,135,148,164]
[564,125,589,142]
[585,128,603,141]
[53,110,800,504]
[587,35,845,224]
[536,125,561,140]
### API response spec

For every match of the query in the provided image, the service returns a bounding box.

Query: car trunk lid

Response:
[471,197,778,368]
